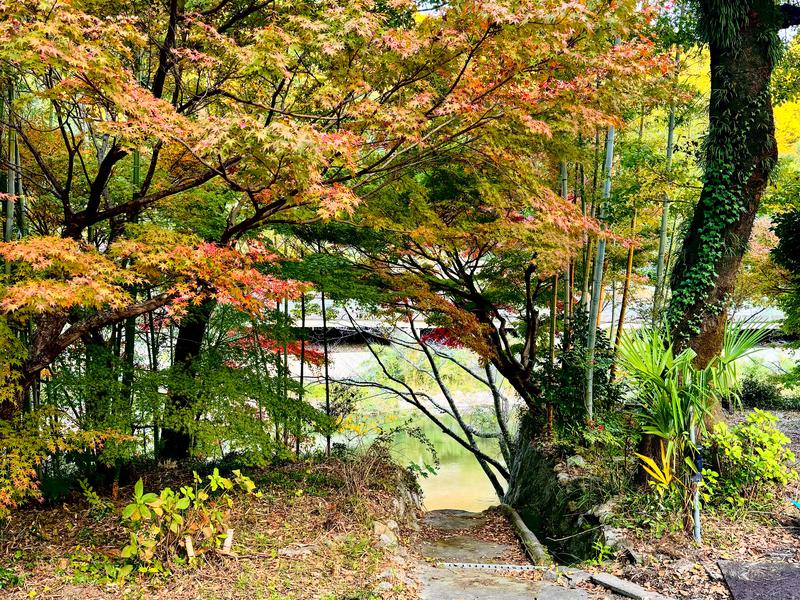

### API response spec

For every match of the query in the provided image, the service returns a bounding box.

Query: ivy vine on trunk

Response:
[669,1,800,366]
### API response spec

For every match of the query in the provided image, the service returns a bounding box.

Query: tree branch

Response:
[25,293,175,379]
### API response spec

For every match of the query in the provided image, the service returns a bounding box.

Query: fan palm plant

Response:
[619,323,768,541]
[618,329,704,459]
[715,320,771,408]
[618,322,767,464]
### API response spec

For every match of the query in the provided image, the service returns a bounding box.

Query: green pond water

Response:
[379,412,504,512]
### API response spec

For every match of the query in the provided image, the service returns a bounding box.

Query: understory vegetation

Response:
[0,447,417,599]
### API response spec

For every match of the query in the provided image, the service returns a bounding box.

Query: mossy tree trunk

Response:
[669,1,800,366]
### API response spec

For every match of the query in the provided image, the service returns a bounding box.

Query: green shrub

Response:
[738,375,783,409]
[121,469,259,565]
[737,375,800,410]
[0,567,23,589]
[79,479,113,520]
[704,410,797,509]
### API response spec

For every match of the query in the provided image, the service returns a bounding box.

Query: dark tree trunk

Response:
[83,330,115,429]
[160,299,215,459]
[669,1,783,366]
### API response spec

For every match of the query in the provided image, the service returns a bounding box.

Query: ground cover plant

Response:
[0,450,416,599]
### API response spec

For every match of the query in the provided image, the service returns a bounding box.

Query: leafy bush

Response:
[738,374,784,409]
[120,469,259,564]
[536,308,622,434]
[79,479,113,520]
[0,410,126,519]
[705,410,797,508]
[736,374,800,410]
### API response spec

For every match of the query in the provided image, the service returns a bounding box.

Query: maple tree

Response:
[0,0,669,508]
[0,0,667,463]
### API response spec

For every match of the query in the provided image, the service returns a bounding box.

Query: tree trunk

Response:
[669,1,783,366]
[161,299,215,459]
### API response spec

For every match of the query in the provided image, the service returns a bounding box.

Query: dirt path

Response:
[414,509,611,600]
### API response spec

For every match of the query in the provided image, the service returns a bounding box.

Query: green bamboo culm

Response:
[585,125,616,422]
[653,47,679,325]
[560,161,571,342]
[5,83,15,246]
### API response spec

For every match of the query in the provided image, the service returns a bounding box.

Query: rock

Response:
[590,572,675,600]
[561,568,592,588]
[374,519,399,547]
[503,434,606,563]
[591,499,617,524]
[391,498,404,519]
[374,581,394,593]
[567,455,587,468]
[601,526,646,566]
[557,471,574,483]
[625,547,647,566]
[415,563,588,600]
[673,558,695,575]
[394,478,422,523]
[535,584,589,600]
[386,519,399,532]
[277,544,314,558]
[703,562,724,582]
[602,526,625,547]
[421,509,486,531]
[374,520,391,537]
[718,560,800,600]
[420,536,509,563]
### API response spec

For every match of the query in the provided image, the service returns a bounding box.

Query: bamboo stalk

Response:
[297,291,306,458]
[653,47,679,325]
[5,84,15,245]
[321,289,331,456]
[586,124,616,422]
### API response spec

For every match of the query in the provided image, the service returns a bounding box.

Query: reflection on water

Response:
[384,413,504,512]
[336,345,799,514]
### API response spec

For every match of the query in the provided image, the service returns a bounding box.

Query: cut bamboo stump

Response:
[185,536,195,558]
[222,529,234,554]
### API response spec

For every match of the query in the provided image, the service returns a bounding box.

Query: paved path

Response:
[415,509,596,600]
